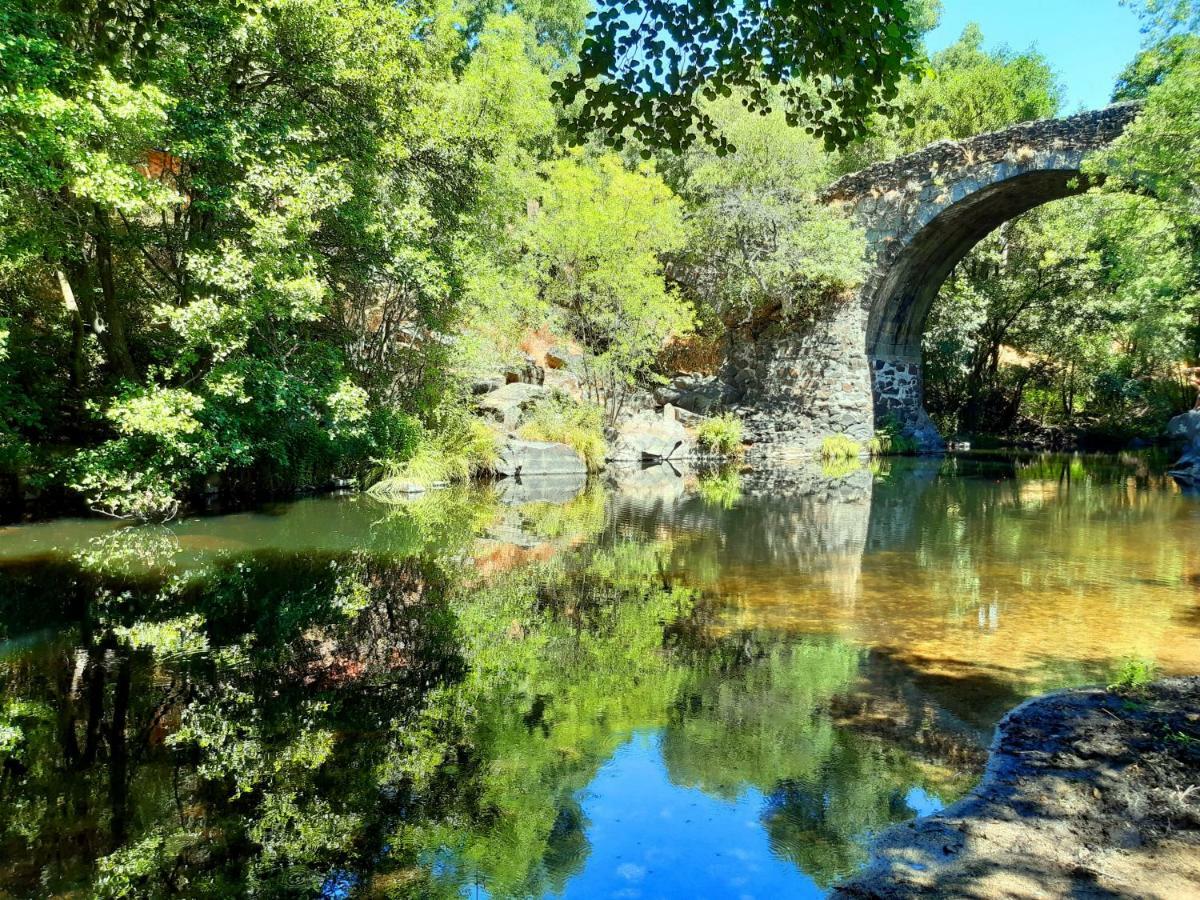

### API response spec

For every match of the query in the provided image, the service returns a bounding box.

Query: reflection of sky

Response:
[556,731,823,900]
[903,786,941,819]
[456,729,924,900]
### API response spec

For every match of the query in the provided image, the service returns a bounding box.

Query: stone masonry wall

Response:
[725,301,874,455]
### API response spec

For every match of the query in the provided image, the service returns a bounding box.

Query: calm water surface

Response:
[1,453,1198,898]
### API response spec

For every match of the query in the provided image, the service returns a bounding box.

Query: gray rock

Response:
[607,410,695,462]
[494,438,586,477]
[477,382,549,429]
[655,373,726,416]
[470,376,505,396]
[543,367,583,398]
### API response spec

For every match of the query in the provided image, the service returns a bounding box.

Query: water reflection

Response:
[0,452,1197,897]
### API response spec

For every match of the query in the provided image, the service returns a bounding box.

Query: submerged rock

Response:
[834,677,1200,899]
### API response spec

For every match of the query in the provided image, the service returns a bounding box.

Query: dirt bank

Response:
[835,677,1200,899]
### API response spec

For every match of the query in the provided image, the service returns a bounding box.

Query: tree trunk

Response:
[92,211,136,380]
[55,268,88,390]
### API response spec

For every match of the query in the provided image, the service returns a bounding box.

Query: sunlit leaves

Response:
[556,0,925,153]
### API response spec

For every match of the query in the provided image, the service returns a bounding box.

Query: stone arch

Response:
[824,103,1142,449]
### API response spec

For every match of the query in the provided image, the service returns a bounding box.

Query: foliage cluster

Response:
[868,416,919,456]
[695,414,746,457]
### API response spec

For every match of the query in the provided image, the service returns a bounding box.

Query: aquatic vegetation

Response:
[820,434,863,461]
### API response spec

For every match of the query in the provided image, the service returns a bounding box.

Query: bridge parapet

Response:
[821,103,1141,205]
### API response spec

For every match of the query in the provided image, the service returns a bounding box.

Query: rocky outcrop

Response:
[835,677,1200,899]
[477,382,549,429]
[494,438,586,477]
[1168,411,1200,483]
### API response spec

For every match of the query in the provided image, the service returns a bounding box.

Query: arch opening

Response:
[865,168,1096,448]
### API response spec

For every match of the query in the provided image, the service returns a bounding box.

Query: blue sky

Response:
[926,0,1147,111]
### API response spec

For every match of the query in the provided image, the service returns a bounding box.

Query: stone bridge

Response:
[727,103,1143,453]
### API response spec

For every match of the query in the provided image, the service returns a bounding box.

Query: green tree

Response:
[900,23,1062,151]
[521,152,694,423]
[673,95,868,330]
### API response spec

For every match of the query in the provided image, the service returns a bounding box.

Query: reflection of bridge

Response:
[728,104,1142,452]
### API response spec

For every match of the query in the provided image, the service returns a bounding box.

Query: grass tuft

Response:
[819,434,862,461]
[517,392,606,472]
[371,411,499,494]
[695,414,744,457]
[1109,656,1157,693]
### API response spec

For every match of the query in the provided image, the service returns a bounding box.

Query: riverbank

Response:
[835,677,1200,898]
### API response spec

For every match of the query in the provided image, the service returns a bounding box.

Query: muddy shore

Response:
[835,677,1200,899]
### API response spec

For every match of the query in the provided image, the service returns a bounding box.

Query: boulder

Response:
[543,367,583,399]
[607,409,695,462]
[1168,410,1200,482]
[478,382,549,429]
[470,375,505,396]
[494,438,586,477]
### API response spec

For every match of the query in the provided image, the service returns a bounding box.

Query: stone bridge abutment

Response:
[729,103,1142,454]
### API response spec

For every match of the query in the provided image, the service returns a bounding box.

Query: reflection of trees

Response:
[659,631,963,888]
[661,634,859,799]
[0,551,464,896]
[391,539,698,898]
[0,515,977,898]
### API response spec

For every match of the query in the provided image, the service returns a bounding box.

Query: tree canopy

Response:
[556,0,930,154]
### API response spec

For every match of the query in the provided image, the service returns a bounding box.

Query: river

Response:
[1,452,1198,897]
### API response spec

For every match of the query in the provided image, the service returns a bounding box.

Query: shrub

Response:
[517,392,606,472]
[819,434,862,461]
[371,408,499,493]
[867,415,918,456]
[1109,656,1157,693]
[696,414,744,457]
